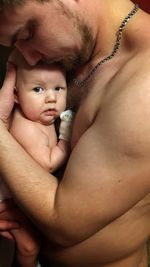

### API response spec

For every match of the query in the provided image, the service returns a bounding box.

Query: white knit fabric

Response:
[59,110,75,142]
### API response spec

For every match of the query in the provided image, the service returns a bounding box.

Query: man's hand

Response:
[0,200,20,240]
[0,63,16,127]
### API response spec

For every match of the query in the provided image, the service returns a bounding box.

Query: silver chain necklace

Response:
[73,4,139,88]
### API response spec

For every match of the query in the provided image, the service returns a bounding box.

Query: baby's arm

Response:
[10,110,74,172]
[49,139,71,173]
[49,110,75,172]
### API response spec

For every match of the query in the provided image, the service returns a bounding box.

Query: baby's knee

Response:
[17,240,40,257]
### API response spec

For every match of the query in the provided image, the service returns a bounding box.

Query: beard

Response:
[60,54,83,71]
[64,20,95,71]
[54,1,95,71]
[42,8,95,72]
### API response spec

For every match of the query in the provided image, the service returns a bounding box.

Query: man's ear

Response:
[14,86,19,103]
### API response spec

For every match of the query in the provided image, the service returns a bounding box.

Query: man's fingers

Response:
[0,63,16,125]
[8,48,25,67]
[1,63,16,95]
[0,231,15,241]
[0,220,20,230]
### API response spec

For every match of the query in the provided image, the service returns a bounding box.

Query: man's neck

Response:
[72,1,139,88]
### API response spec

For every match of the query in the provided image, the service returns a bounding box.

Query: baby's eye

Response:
[54,86,63,91]
[33,87,44,93]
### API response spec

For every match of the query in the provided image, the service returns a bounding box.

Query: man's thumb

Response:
[1,63,16,96]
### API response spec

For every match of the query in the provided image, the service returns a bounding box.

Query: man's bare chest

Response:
[70,87,102,148]
[68,62,122,147]
[69,75,110,148]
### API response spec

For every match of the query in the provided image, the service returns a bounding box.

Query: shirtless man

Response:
[0,1,149,267]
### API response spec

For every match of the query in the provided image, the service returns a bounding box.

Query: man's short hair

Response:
[0,0,50,8]
[0,0,25,7]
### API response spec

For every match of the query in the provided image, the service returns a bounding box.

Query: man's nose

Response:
[15,40,42,66]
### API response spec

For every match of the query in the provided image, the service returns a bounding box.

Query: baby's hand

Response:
[59,110,75,142]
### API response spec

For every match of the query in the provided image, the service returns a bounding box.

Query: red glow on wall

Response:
[132,0,150,13]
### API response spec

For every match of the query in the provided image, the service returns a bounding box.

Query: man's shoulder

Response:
[113,48,150,103]
[97,51,150,159]
[125,48,150,98]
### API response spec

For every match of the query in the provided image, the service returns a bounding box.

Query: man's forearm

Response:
[0,121,84,247]
[0,120,58,235]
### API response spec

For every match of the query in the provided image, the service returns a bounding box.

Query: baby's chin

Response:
[38,118,57,125]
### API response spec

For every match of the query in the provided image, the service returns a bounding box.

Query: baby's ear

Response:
[14,86,19,103]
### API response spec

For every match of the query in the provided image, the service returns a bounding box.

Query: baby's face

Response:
[15,64,67,125]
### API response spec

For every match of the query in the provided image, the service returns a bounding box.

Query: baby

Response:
[0,57,74,267]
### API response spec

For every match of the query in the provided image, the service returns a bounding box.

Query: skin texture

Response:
[0,0,149,266]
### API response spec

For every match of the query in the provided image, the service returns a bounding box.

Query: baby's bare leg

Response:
[0,200,40,267]
[11,225,40,267]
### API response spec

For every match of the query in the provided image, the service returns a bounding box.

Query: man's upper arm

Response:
[53,77,150,245]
